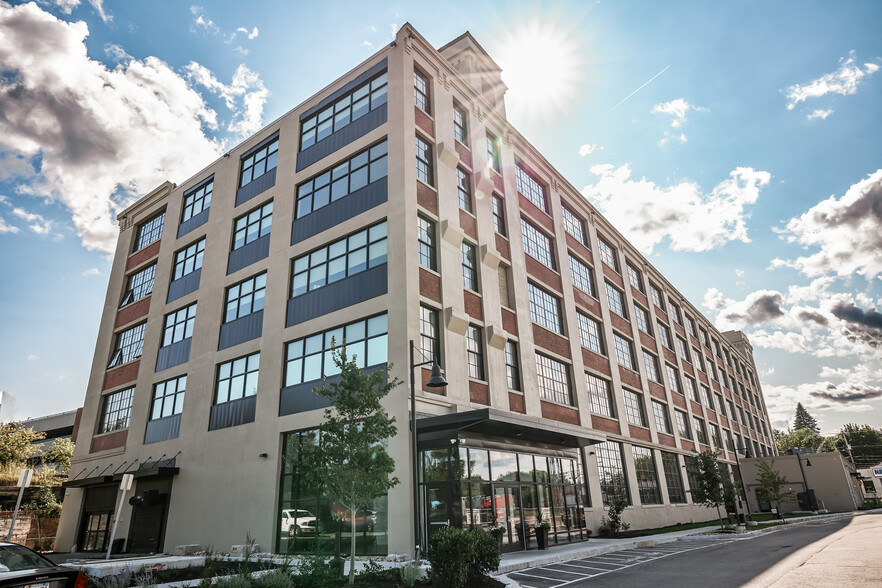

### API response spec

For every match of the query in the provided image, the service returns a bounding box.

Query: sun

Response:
[493,18,582,120]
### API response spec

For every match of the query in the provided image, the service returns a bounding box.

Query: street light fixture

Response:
[734,445,753,522]
[796,452,817,512]
[410,340,448,562]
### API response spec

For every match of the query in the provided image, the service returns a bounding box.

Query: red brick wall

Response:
[631,289,649,308]
[681,439,695,452]
[655,308,669,324]
[619,366,642,389]
[115,297,150,328]
[459,209,477,240]
[698,371,709,386]
[103,360,140,391]
[417,182,437,215]
[662,348,678,365]
[126,240,161,271]
[573,289,602,317]
[540,401,580,425]
[90,429,128,453]
[582,349,611,377]
[533,324,571,359]
[422,367,445,395]
[415,106,434,137]
[630,426,651,442]
[508,392,526,413]
[638,331,655,350]
[681,360,695,376]
[496,234,511,261]
[419,268,441,303]
[609,313,630,335]
[673,322,687,338]
[690,400,703,414]
[657,433,676,448]
[469,381,489,405]
[502,308,518,335]
[707,410,718,423]
[591,415,620,434]
[565,234,592,263]
[525,255,562,291]
[671,393,687,409]
[518,194,554,232]
[602,264,625,289]
[464,291,483,320]
[648,381,666,400]
[456,143,472,168]
[492,171,505,194]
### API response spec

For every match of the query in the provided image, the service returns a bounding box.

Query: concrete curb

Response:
[677,510,859,541]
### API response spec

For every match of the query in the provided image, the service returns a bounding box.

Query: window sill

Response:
[419,264,441,277]
[524,252,560,275]
[416,177,436,192]
[516,190,552,217]
[590,411,618,421]
[640,504,666,509]
[94,428,129,438]
[106,357,141,371]
[540,398,577,410]
[530,321,567,340]
[415,105,433,120]
[468,378,489,385]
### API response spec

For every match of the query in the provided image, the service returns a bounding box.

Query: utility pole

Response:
[840,429,856,467]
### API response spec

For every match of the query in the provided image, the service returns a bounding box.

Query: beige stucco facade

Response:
[57,24,777,556]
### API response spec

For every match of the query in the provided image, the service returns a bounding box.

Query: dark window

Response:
[120,264,155,307]
[569,255,595,296]
[296,141,387,218]
[504,341,520,390]
[457,167,473,212]
[99,388,134,433]
[151,375,186,420]
[487,134,500,172]
[662,452,687,503]
[134,213,164,251]
[108,323,145,368]
[420,306,440,364]
[461,241,478,291]
[415,135,433,185]
[182,179,212,222]
[291,221,387,296]
[515,164,547,211]
[528,283,563,334]
[453,103,467,143]
[162,303,196,346]
[173,238,205,280]
[240,137,279,188]
[632,446,662,505]
[417,215,436,270]
[300,70,387,150]
[536,353,572,405]
[577,313,604,354]
[466,325,485,380]
[561,205,586,244]
[414,70,430,112]
[233,201,272,250]
[284,314,388,386]
[491,195,506,235]
[216,352,260,404]
[225,272,266,322]
[521,219,555,268]
[693,416,708,444]
[596,441,629,506]
[586,373,614,417]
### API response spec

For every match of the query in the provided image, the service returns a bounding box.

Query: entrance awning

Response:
[416,408,606,449]
[64,458,179,488]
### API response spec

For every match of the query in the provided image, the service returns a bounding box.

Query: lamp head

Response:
[426,364,448,388]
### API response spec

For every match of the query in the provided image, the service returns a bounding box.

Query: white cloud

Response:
[26,354,38,361]
[10,207,52,235]
[81,267,100,276]
[190,6,219,35]
[0,215,19,234]
[582,165,770,253]
[0,2,229,253]
[185,63,268,138]
[0,152,35,181]
[232,46,249,56]
[807,108,833,120]
[651,98,705,144]
[103,42,130,62]
[86,0,109,23]
[785,51,879,110]
[578,143,598,156]
[39,0,80,14]
[235,26,258,40]
[771,169,882,281]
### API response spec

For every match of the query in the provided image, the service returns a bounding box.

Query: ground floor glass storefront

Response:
[420,444,589,553]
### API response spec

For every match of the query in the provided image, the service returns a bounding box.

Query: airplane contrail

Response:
[607,65,671,113]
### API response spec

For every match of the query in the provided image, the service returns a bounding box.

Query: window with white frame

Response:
[623,389,646,426]
[420,306,440,364]
[457,167,473,213]
[487,134,500,172]
[693,416,708,444]
[675,410,691,439]
[597,236,619,271]
[453,103,467,143]
[613,333,636,370]
[627,264,644,292]
[605,283,627,318]
[666,364,682,394]
[505,340,520,391]
[466,325,485,380]
[634,305,652,335]
[492,195,506,235]
[417,215,436,271]
[528,283,563,334]
[216,352,260,404]
[685,377,700,403]
[586,373,614,417]
[461,241,479,292]
[415,135,433,185]
[652,401,671,435]
[569,255,595,296]
[657,322,672,348]
[670,301,683,324]
[577,313,604,354]
[561,205,586,244]
[649,283,665,311]
[521,219,555,269]
[643,350,662,383]
[515,164,548,211]
[677,337,691,362]
[413,70,430,112]
[99,388,134,433]
[536,353,572,405]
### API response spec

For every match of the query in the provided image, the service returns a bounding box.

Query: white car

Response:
[281,509,319,537]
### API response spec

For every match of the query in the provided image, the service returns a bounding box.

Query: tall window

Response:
[569,255,595,296]
[491,196,506,235]
[661,452,687,503]
[300,70,387,149]
[686,316,697,337]
[657,322,673,349]
[670,301,683,324]
[296,141,387,218]
[415,135,433,185]
[700,328,710,348]
[182,179,212,222]
[642,350,661,383]
[528,283,563,334]
[173,238,205,281]
[486,134,500,172]
[613,333,636,370]
[561,205,586,245]
[677,337,691,362]
[627,264,644,293]
[216,352,260,404]
[515,164,548,212]
[290,221,387,296]
[151,376,186,420]
[240,137,279,188]
[453,103,467,142]
[634,306,652,335]
[710,424,723,448]
[596,441,629,506]
[693,416,708,444]
[666,364,682,394]
[675,410,691,440]
[417,215,436,270]
[632,446,662,505]
[586,373,614,417]
[536,353,572,405]
[108,323,145,367]
[694,348,706,372]
[456,167,473,212]
[120,264,156,307]
[284,314,388,385]
[135,213,165,251]
[685,377,699,403]
[162,303,196,346]
[649,283,665,311]
[652,401,671,435]
[605,283,627,318]
[98,388,134,434]
[461,242,479,291]
[577,313,604,354]
[521,219,555,269]
[597,237,618,271]
[420,306,440,364]
[413,70,430,112]
[225,273,266,322]
[233,201,272,250]
[466,325,485,380]
[504,341,521,390]
[623,390,646,426]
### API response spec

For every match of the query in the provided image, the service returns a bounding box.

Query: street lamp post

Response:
[734,446,753,522]
[796,453,817,512]
[409,340,448,562]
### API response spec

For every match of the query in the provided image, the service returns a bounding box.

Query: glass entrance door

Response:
[425,483,453,544]
[494,486,525,552]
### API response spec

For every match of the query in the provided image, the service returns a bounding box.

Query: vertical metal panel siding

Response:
[176,208,210,238]
[279,364,387,416]
[235,168,277,207]
[227,234,271,275]
[295,105,387,172]
[208,395,257,431]
[155,338,192,372]
[291,177,388,245]
[143,414,182,444]
[166,269,202,303]
[285,263,388,327]
[217,310,264,350]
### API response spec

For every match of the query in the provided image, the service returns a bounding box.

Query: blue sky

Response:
[0,0,880,433]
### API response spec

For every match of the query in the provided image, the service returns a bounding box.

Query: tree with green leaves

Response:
[302,346,401,586]
[775,428,828,454]
[685,450,734,530]
[0,422,45,472]
[41,438,75,475]
[755,460,796,521]
[792,403,819,433]
[826,423,882,468]
[24,486,61,550]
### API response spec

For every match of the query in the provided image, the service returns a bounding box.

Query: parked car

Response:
[331,505,377,532]
[280,509,319,537]
[0,542,88,587]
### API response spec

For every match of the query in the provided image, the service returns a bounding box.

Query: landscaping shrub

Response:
[295,550,343,588]
[398,561,420,587]
[214,575,252,588]
[428,527,500,588]
[598,498,631,537]
[354,560,398,584]
[254,569,295,588]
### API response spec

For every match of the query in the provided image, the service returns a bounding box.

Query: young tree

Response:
[41,438,75,475]
[24,486,62,550]
[755,460,796,521]
[775,428,827,454]
[792,403,819,433]
[303,346,401,586]
[685,450,733,530]
[0,423,45,471]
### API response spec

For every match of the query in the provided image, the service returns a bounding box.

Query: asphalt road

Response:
[510,513,882,588]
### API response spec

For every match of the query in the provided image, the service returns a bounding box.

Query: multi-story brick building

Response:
[57,24,776,556]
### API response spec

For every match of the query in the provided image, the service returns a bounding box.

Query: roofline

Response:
[436,30,503,73]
